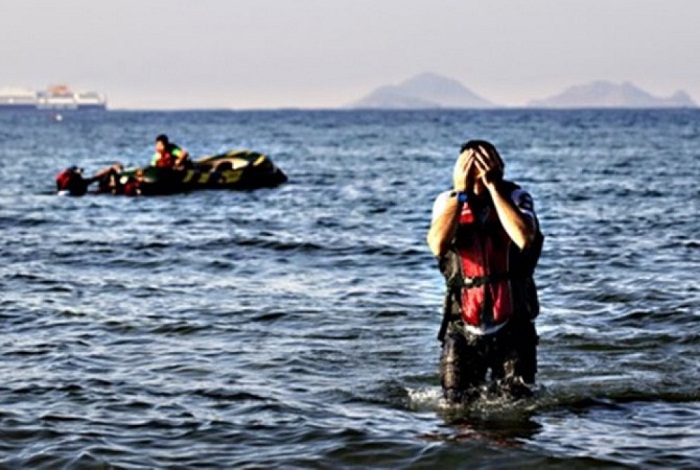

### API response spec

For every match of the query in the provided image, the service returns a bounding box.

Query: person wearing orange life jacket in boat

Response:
[427,140,544,403]
[151,134,191,169]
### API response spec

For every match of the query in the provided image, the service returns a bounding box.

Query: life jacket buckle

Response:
[462,275,492,289]
[462,273,513,289]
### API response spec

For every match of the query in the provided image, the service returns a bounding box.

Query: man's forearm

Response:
[427,196,462,257]
[488,185,536,250]
[175,151,188,166]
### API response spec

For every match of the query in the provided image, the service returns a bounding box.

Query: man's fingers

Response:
[473,147,491,171]
[476,146,506,173]
[460,148,474,164]
[465,151,477,169]
[477,158,491,177]
[470,155,486,179]
[478,145,504,171]
[478,146,497,165]
[458,149,475,172]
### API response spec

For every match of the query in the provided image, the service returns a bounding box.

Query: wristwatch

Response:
[450,191,468,204]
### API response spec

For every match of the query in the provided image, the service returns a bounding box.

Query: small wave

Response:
[191,388,267,402]
[148,321,209,336]
[234,237,326,253]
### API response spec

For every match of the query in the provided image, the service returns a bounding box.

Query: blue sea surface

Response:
[0,109,698,468]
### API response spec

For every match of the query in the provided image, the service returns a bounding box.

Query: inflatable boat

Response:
[56,150,287,196]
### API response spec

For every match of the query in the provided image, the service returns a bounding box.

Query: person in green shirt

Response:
[151,134,190,169]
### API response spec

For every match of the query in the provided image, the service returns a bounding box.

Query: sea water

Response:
[0,109,698,468]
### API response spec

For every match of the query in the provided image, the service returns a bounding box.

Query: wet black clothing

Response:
[440,318,538,402]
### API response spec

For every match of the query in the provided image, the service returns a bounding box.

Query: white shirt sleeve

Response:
[510,187,537,224]
[431,191,452,223]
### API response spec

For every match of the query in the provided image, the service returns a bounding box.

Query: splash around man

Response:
[427,140,543,403]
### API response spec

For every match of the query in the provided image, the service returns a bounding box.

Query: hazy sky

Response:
[2,0,698,109]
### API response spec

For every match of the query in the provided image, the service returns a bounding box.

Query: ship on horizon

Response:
[0,85,107,110]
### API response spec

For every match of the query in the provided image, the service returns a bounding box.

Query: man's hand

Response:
[452,149,476,192]
[473,145,504,190]
[174,151,189,169]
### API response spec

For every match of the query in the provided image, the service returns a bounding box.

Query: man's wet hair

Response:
[155,134,169,145]
[460,139,497,156]
[460,139,504,168]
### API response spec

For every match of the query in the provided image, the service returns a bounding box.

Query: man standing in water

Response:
[427,140,543,403]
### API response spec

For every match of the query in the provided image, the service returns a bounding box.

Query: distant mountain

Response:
[529,81,696,108]
[348,73,495,109]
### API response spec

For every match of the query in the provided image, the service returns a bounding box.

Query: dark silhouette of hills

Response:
[347,74,696,109]
[348,73,495,109]
[528,81,696,108]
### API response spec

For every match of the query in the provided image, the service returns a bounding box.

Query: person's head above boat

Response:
[155,134,170,155]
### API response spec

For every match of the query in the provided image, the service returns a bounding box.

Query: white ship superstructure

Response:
[74,91,108,109]
[0,85,107,110]
[0,88,39,108]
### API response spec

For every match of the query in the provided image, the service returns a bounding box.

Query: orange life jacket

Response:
[155,151,174,168]
[153,143,183,168]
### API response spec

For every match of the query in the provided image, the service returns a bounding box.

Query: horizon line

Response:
[101,105,700,112]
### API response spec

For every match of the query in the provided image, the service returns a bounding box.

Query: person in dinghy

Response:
[151,134,191,169]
